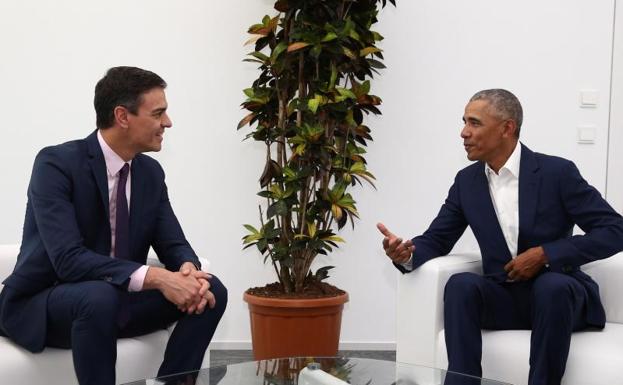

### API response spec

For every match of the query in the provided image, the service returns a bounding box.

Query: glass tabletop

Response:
[122,357,511,385]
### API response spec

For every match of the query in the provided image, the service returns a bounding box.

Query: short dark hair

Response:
[470,89,523,137]
[94,66,167,129]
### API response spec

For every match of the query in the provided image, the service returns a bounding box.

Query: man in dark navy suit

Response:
[378,89,623,385]
[0,66,227,385]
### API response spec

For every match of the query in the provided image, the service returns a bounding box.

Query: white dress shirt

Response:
[402,142,522,268]
[485,143,521,258]
[97,130,148,291]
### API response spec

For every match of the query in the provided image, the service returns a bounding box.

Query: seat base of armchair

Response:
[436,323,623,385]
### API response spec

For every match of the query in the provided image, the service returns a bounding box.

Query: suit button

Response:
[104,276,112,282]
[562,266,572,273]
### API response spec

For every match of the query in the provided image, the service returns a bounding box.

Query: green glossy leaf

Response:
[360,47,382,56]
[310,44,322,58]
[361,80,371,95]
[336,88,357,99]
[322,235,345,243]
[321,32,338,42]
[270,42,288,64]
[248,51,269,62]
[308,97,320,114]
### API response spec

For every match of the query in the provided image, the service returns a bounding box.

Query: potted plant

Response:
[238,0,396,360]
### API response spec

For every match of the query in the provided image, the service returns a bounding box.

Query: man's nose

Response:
[163,113,172,128]
[460,125,470,138]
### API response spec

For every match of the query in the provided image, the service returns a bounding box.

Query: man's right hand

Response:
[143,267,210,312]
[377,222,415,264]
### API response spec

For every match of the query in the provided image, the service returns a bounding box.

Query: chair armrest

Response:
[396,253,482,366]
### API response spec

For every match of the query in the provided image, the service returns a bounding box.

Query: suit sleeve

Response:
[30,148,141,287]
[542,161,623,272]
[396,174,469,273]
[150,176,201,272]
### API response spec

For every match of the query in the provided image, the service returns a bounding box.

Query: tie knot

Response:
[119,163,130,180]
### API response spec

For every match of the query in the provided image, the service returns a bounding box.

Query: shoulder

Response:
[34,138,87,168]
[455,161,483,182]
[533,151,573,168]
[133,153,165,177]
[530,150,578,177]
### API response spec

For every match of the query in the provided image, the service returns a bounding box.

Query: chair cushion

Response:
[437,323,623,385]
[0,330,169,385]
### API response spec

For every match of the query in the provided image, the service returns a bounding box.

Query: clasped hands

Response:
[147,262,216,315]
[175,262,216,314]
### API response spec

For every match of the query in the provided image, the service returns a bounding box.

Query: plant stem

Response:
[258,205,283,287]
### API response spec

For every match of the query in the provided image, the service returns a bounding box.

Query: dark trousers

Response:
[45,275,227,385]
[443,272,587,385]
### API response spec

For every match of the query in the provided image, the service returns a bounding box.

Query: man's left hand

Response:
[179,262,215,314]
[504,246,548,281]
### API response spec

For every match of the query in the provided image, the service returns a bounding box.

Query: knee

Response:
[207,275,228,314]
[444,272,483,303]
[532,273,576,308]
[74,282,120,319]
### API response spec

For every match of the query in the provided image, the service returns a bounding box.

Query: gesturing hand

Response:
[377,222,415,264]
[504,246,548,281]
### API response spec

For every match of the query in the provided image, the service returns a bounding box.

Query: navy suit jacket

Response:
[401,144,623,327]
[0,131,201,352]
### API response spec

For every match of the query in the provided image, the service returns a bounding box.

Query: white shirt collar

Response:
[485,142,521,178]
[97,130,132,177]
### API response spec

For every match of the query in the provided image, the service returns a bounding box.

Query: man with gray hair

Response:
[378,89,623,384]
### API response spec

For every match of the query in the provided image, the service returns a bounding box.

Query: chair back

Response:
[582,252,623,323]
[0,245,19,282]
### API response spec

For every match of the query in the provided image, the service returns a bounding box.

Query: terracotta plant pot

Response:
[243,291,349,360]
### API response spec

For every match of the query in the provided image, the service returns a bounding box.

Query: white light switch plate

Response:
[580,90,599,108]
[578,126,596,143]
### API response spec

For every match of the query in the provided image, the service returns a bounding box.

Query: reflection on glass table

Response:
[122,357,511,385]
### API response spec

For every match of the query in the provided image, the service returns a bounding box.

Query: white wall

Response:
[607,0,623,212]
[0,0,618,349]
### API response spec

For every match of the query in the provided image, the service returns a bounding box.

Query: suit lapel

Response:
[86,131,110,216]
[129,156,145,261]
[470,164,512,260]
[518,144,540,252]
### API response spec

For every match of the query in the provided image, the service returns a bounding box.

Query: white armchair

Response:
[396,252,623,385]
[0,244,210,385]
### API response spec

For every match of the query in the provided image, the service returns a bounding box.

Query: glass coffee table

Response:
[122,356,511,385]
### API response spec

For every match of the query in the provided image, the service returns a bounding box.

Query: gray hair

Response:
[470,89,523,137]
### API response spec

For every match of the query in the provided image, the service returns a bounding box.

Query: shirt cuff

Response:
[400,255,414,271]
[128,265,149,292]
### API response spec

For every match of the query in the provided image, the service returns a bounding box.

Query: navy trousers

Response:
[443,272,587,385]
[45,275,227,385]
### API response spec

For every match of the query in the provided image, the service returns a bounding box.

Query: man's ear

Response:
[113,106,130,129]
[502,119,518,138]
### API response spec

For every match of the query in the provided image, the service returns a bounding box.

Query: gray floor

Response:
[210,350,395,367]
